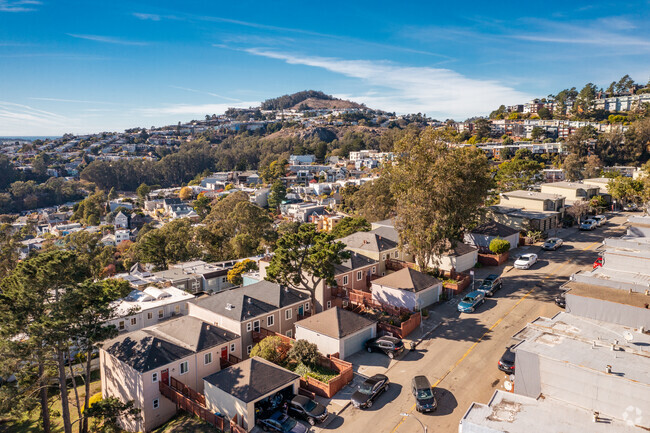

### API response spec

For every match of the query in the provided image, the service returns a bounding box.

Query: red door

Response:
[161,368,169,385]
[221,347,228,362]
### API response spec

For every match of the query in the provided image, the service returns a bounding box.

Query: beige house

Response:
[337,229,407,275]
[187,281,311,359]
[100,316,240,432]
[540,181,600,205]
[499,190,566,212]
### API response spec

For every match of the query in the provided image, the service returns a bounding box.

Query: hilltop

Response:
[260,90,366,111]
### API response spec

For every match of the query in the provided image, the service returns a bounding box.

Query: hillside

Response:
[289,97,364,111]
[260,90,365,111]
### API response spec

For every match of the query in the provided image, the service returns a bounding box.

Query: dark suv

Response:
[498,346,516,373]
[477,274,502,297]
[288,395,328,426]
[412,375,437,413]
[365,336,405,359]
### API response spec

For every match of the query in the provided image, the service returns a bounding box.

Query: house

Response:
[100,316,240,432]
[540,181,599,205]
[289,154,316,165]
[115,211,129,229]
[337,231,402,276]
[499,190,565,212]
[203,357,301,432]
[489,206,561,235]
[167,261,232,294]
[115,229,131,244]
[107,286,194,333]
[430,242,478,273]
[294,307,377,360]
[316,251,379,311]
[464,220,520,250]
[187,282,311,359]
[371,267,442,311]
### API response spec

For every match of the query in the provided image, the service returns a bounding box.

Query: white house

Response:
[371,267,442,311]
[294,307,376,360]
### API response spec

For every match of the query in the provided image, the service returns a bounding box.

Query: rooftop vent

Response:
[247,298,252,304]
[225,303,234,310]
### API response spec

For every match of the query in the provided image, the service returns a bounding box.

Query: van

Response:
[411,375,437,413]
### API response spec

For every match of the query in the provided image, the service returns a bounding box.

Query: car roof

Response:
[378,335,401,343]
[366,374,388,384]
[412,375,431,389]
[291,395,311,405]
[519,254,534,258]
[484,274,499,280]
[465,290,482,297]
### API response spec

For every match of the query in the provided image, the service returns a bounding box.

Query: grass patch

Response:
[153,413,217,433]
[291,362,338,383]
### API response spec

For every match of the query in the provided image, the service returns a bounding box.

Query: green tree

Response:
[330,216,371,238]
[287,339,321,366]
[267,180,287,210]
[489,238,510,255]
[565,126,597,158]
[266,224,348,306]
[495,156,544,192]
[589,195,607,214]
[563,154,584,181]
[227,259,258,285]
[107,187,118,200]
[339,175,396,222]
[136,183,150,201]
[84,397,141,433]
[608,176,644,205]
[583,155,603,179]
[250,336,290,365]
[530,126,544,140]
[389,128,492,270]
[537,107,552,119]
[474,118,492,140]
[260,158,288,183]
[179,186,193,201]
[615,74,635,94]
[192,193,212,220]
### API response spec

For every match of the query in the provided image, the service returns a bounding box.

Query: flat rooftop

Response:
[501,190,564,201]
[541,181,598,190]
[512,313,650,385]
[460,390,645,433]
[573,267,650,291]
[564,280,650,310]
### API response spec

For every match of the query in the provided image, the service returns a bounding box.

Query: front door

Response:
[221,347,228,362]
[161,368,169,385]
[298,306,304,316]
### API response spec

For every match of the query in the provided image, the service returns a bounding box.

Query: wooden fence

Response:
[377,311,421,339]
[159,381,225,431]
[299,354,354,398]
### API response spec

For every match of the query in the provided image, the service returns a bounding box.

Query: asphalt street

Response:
[313,214,629,433]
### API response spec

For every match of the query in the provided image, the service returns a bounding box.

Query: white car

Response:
[580,219,597,231]
[592,215,607,226]
[514,253,538,269]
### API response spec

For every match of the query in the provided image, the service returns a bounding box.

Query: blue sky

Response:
[1,0,649,135]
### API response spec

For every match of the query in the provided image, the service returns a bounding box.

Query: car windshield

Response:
[303,400,316,411]
[358,383,374,394]
[519,256,530,262]
[462,296,474,303]
[281,417,297,431]
[417,388,433,399]
[546,239,556,244]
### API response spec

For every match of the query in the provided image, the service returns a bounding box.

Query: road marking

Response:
[390,239,602,433]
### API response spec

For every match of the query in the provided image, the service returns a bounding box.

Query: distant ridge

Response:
[260,90,365,111]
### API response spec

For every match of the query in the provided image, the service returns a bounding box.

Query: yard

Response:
[152,414,217,433]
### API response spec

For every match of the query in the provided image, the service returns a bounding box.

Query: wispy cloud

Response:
[138,101,259,117]
[0,101,72,135]
[67,33,148,46]
[29,97,117,104]
[244,49,530,119]
[169,86,242,102]
[0,0,41,12]
[132,12,161,21]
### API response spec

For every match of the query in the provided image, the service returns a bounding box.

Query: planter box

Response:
[377,311,421,339]
[442,274,471,293]
[478,251,509,266]
[299,355,353,398]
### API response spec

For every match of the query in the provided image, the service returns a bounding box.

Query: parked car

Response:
[365,336,405,359]
[457,290,485,313]
[351,374,389,409]
[592,215,607,226]
[477,274,502,297]
[258,411,309,433]
[498,346,516,373]
[514,253,538,270]
[288,395,328,426]
[579,219,597,231]
[555,292,566,308]
[593,257,603,269]
[412,375,437,413]
[623,203,639,212]
[542,237,563,251]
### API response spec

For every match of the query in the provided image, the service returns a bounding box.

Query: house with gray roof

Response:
[338,231,402,275]
[188,281,311,359]
[371,267,442,311]
[100,316,239,432]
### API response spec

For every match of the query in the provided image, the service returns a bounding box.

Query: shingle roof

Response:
[470,220,520,237]
[334,251,378,274]
[338,231,398,253]
[295,307,376,339]
[372,267,441,293]
[203,357,300,403]
[191,281,309,322]
[102,316,238,373]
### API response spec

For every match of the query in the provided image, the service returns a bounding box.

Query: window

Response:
[153,399,159,410]
[395,251,399,258]
[118,321,125,330]
[372,266,376,274]
[286,330,292,338]
[152,372,158,383]
[158,309,164,319]
[342,275,348,285]
[305,302,309,311]
[247,345,252,355]
[230,343,236,353]
[204,352,212,365]
[285,309,292,320]
[326,301,332,309]
[130,318,137,326]
[253,320,260,332]
[382,254,386,260]
[180,361,189,375]
[356,271,362,281]
[147,312,153,320]
[267,315,274,327]
[222,277,227,283]
[246,322,252,332]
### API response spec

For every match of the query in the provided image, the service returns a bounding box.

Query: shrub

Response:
[399,312,411,323]
[82,392,104,412]
[421,308,429,317]
[489,238,511,255]
[287,339,321,367]
[250,336,291,365]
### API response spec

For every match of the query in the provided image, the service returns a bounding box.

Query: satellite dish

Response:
[623,331,634,341]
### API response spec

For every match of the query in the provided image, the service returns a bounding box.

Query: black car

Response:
[555,292,566,308]
[498,346,515,373]
[477,274,503,297]
[257,411,308,433]
[288,395,328,426]
[351,374,389,409]
[365,336,405,359]
[411,375,437,413]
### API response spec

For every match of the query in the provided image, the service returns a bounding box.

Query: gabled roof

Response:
[334,251,378,274]
[203,357,300,403]
[372,267,441,293]
[470,220,520,237]
[295,307,376,339]
[338,231,398,253]
[191,281,309,322]
[103,316,238,373]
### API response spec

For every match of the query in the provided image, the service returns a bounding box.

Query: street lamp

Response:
[400,412,427,433]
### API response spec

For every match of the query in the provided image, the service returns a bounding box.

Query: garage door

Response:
[342,327,374,360]
[417,287,439,309]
